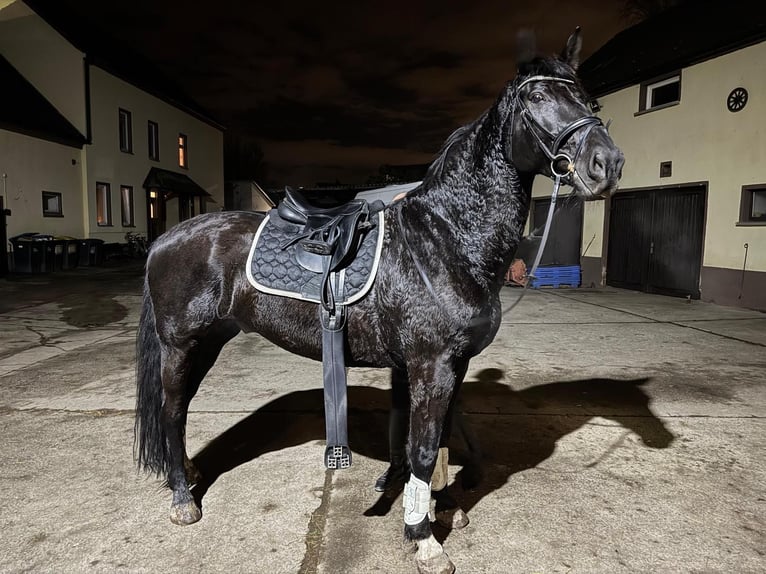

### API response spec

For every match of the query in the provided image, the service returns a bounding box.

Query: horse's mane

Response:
[420,114,485,188]
[419,54,578,190]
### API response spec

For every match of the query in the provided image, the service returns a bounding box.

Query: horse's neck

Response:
[410,117,534,290]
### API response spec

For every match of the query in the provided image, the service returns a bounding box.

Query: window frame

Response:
[178,133,188,168]
[118,108,133,153]
[42,191,64,217]
[120,185,135,227]
[148,120,160,161]
[636,72,681,115]
[738,184,766,226]
[96,182,112,227]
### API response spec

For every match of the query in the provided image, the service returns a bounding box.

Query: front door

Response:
[530,196,584,266]
[607,185,706,298]
[147,188,165,243]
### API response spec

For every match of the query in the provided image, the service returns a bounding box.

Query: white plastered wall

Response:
[0,129,84,239]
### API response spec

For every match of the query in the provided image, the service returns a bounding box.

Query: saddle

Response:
[277,188,376,311]
[246,187,386,470]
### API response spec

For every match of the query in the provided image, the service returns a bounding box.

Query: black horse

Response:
[135,29,624,574]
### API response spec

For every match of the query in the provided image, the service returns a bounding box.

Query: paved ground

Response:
[0,261,764,573]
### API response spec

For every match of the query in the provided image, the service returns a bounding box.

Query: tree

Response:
[621,0,687,22]
[224,132,268,182]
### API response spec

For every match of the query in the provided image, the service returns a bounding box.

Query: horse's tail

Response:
[134,279,169,477]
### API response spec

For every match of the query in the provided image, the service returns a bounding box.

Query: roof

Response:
[22,0,223,130]
[580,0,766,97]
[0,54,86,148]
[143,167,211,197]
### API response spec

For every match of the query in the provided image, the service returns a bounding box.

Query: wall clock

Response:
[727,87,748,112]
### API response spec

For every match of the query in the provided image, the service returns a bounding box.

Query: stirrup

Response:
[325,445,351,469]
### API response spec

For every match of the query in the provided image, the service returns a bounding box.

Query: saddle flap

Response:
[296,247,329,273]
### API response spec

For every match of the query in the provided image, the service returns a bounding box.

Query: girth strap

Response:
[320,279,351,469]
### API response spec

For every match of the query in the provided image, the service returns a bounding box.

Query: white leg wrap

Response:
[403,475,431,525]
[431,447,449,491]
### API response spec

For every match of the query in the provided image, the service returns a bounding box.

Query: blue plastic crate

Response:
[531,265,581,289]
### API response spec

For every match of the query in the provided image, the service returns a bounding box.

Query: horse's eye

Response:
[529,92,544,103]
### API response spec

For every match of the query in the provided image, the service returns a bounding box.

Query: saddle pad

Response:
[246,210,385,305]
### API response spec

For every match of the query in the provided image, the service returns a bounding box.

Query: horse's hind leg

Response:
[374,368,409,491]
[432,360,470,530]
[162,325,239,525]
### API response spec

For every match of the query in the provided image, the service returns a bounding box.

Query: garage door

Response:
[607,186,706,298]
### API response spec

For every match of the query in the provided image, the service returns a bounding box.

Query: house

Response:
[529,1,766,311]
[0,0,224,272]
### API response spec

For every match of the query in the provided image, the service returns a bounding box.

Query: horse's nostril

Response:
[589,152,606,179]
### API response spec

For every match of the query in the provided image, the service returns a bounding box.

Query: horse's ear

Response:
[561,26,583,70]
[516,28,537,71]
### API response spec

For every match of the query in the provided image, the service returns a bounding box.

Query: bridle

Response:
[397,73,607,321]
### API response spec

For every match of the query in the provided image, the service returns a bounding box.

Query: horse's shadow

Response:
[190,369,674,531]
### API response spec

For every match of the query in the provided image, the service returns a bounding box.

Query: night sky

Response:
[54,0,631,186]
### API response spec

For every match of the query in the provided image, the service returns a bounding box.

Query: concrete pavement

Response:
[0,262,764,573]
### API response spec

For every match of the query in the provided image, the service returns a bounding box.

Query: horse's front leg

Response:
[403,357,462,574]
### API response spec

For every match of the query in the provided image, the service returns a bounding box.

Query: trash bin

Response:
[78,238,105,267]
[49,239,67,271]
[54,236,80,270]
[9,233,52,273]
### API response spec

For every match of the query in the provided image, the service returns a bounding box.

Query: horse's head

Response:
[505,28,624,199]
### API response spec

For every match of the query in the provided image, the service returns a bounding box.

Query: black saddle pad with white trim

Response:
[246,210,385,305]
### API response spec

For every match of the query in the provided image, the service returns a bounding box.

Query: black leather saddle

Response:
[276,188,376,311]
[247,188,385,470]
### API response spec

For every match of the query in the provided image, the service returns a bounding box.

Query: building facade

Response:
[0,0,223,258]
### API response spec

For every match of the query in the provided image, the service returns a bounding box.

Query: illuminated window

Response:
[739,185,766,225]
[121,185,134,227]
[638,73,681,113]
[96,182,112,226]
[178,133,188,168]
[119,109,133,152]
[148,121,160,161]
[42,191,63,217]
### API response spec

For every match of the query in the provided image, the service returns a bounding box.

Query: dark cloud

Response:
[49,0,630,186]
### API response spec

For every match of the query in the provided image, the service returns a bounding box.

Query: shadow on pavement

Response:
[191,370,675,524]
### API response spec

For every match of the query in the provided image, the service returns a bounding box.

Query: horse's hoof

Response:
[416,552,455,574]
[435,507,469,530]
[169,501,202,525]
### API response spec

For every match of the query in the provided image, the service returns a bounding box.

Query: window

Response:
[120,185,135,227]
[118,109,133,153]
[96,182,112,226]
[638,73,681,113]
[178,133,188,168]
[148,121,160,161]
[739,185,766,225]
[42,191,63,217]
